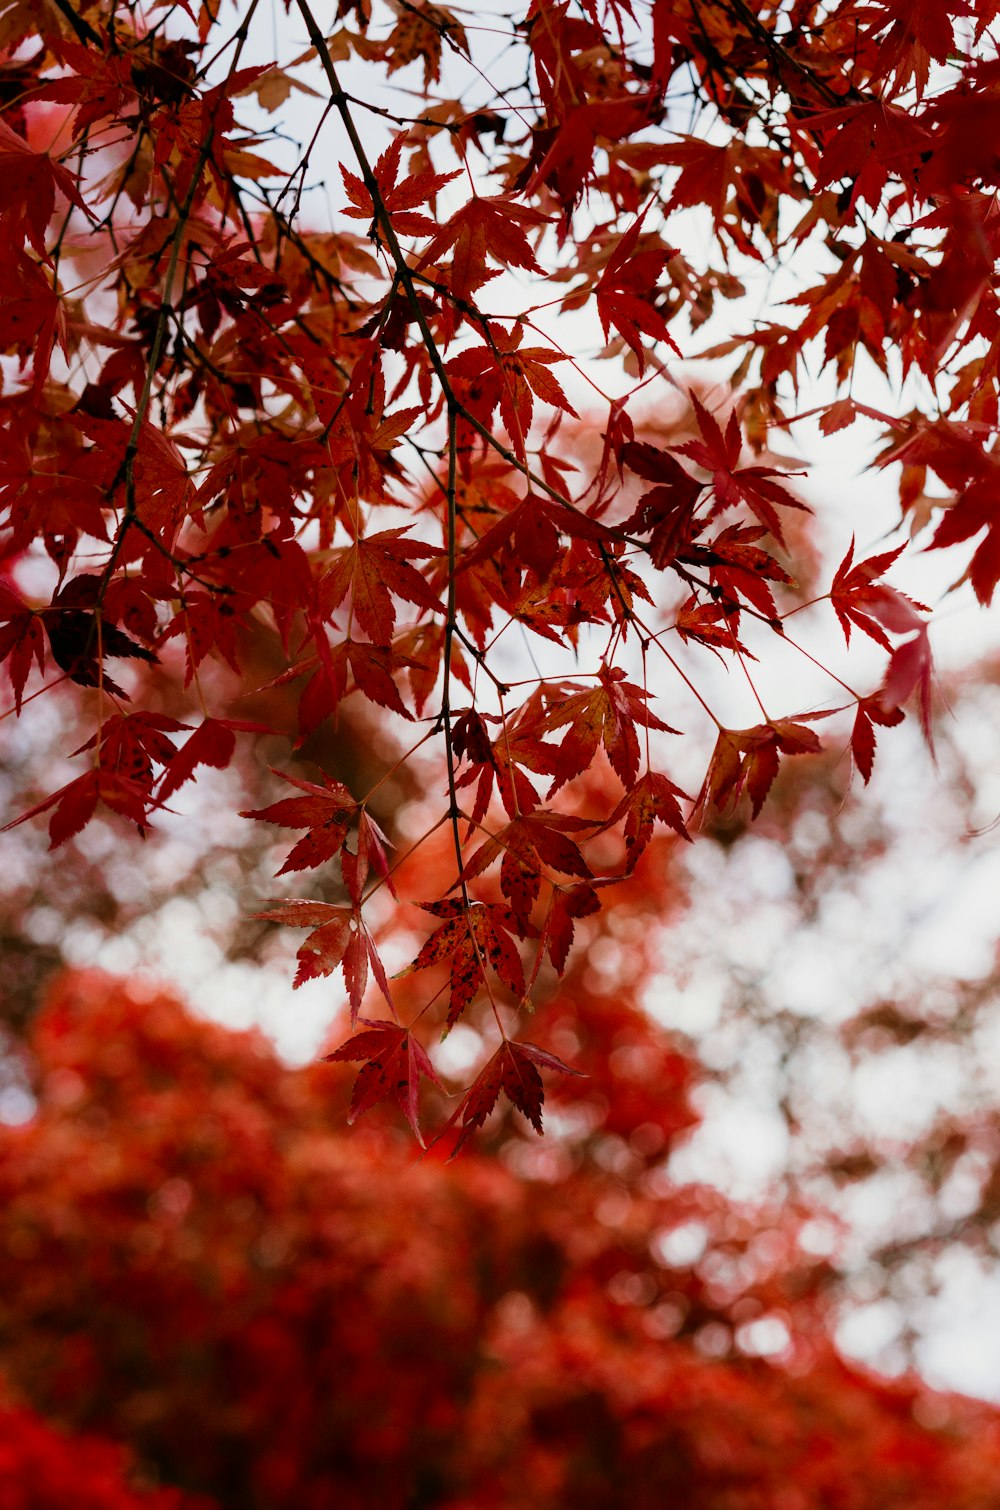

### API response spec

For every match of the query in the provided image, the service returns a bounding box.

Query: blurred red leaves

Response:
[1,970,1000,1508]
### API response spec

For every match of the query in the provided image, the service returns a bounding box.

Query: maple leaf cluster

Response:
[0,0,995,1146]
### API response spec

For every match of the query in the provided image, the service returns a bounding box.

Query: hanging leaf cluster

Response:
[1,0,996,1145]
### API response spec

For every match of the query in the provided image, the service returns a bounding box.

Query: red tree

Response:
[2,966,1000,1509]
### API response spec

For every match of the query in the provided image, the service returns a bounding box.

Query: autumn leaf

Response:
[320,528,443,645]
[341,132,460,238]
[928,478,1000,608]
[542,664,678,790]
[2,769,151,848]
[879,627,934,746]
[384,0,470,88]
[674,396,806,544]
[830,538,924,648]
[443,1038,581,1156]
[72,711,188,790]
[295,638,418,739]
[538,883,601,975]
[0,586,45,712]
[43,575,158,699]
[447,321,577,456]
[242,770,358,876]
[620,441,703,568]
[0,116,91,257]
[461,809,592,925]
[252,899,388,1017]
[326,1023,442,1145]
[159,718,271,803]
[682,524,794,621]
[674,596,753,657]
[419,194,549,303]
[595,214,679,373]
[697,720,823,821]
[607,771,691,861]
[851,695,905,784]
[400,899,527,1025]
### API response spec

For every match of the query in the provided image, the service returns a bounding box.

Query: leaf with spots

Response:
[538,883,601,976]
[442,1038,581,1156]
[72,712,189,792]
[401,900,527,1025]
[461,810,593,927]
[253,899,390,1019]
[326,1023,442,1145]
[607,771,691,863]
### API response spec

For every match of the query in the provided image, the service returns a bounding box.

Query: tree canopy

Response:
[6,0,1000,1142]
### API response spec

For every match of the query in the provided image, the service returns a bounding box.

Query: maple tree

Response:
[2,0,1000,1157]
[1,964,1000,1509]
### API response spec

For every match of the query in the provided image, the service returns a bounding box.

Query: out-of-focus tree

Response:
[0,1393,208,1507]
[4,964,1000,1510]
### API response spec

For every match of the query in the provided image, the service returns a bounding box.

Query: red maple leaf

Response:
[43,575,158,699]
[0,116,91,258]
[0,585,45,712]
[241,770,358,875]
[72,712,188,790]
[538,883,601,975]
[830,538,924,648]
[542,663,678,790]
[621,441,703,568]
[595,215,679,373]
[462,809,593,926]
[253,899,389,1018]
[928,476,1000,608]
[682,524,794,621]
[340,132,460,238]
[442,1038,580,1156]
[451,701,558,827]
[607,770,691,860]
[697,719,823,821]
[447,322,577,457]
[419,194,549,303]
[400,899,527,1025]
[851,694,905,784]
[674,396,806,544]
[320,528,442,646]
[159,718,271,803]
[326,1023,442,1145]
[522,99,651,209]
[674,596,753,657]
[2,768,151,848]
[879,626,934,745]
[294,637,418,739]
